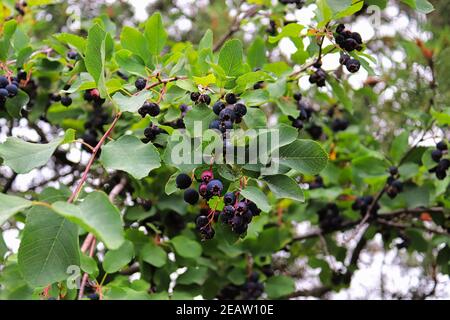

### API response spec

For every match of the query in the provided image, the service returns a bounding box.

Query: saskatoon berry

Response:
[87,293,99,300]
[201,170,214,183]
[306,124,323,140]
[253,81,264,89]
[391,180,403,192]
[199,183,208,197]
[206,179,223,196]
[339,53,350,65]
[291,118,304,129]
[235,201,248,215]
[219,108,236,122]
[225,93,237,104]
[209,119,221,130]
[389,166,398,176]
[343,38,358,51]
[201,226,215,240]
[190,92,200,102]
[436,168,447,180]
[293,92,302,101]
[345,59,361,73]
[0,88,8,98]
[439,159,450,170]
[436,141,448,151]
[135,77,147,91]
[431,149,442,162]
[221,207,235,223]
[242,210,253,224]
[213,101,226,115]
[17,70,27,81]
[352,32,363,44]
[336,24,346,34]
[6,84,18,97]
[61,95,72,106]
[198,94,211,105]
[184,188,199,205]
[147,102,160,117]
[179,104,188,113]
[0,76,8,88]
[67,50,78,60]
[176,173,192,189]
[223,192,236,205]
[234,103,247,117]
[219,120,233,133]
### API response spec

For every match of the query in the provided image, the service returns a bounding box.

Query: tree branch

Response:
[212,5,259,52]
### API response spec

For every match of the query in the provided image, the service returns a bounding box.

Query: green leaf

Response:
[80,254,98,276]
[52,191,125,250]
[276,99,298,118]
[262,175,304,202]
[18,206,80,287]
[218,39,244,77]
[247,37,266,70]
[112,91,152,113]
[54,33,86,55]
[240,89,270,106]
[243,107,267,128]
[115,49,147,77]
[327,0,352,12]
[268,23,303,43]
[100,135,161,179]
[144,12,167,56]
[240,186,271,212]
[276,139,329,175]
[401,0,434,13]
[120,26,151,64]
[0,20,17,61]
[141,242,167,267]
[198,29,213,51]
[0,129,75,174]
[265,275,295,299]
[389,131,409,163]
[177,267,208,285]
[316,0,332,27]
[85,24,108,97]
[103,240,134,273]
[171,236,202,259]
[0,193,32,226]
[184,103,217,136]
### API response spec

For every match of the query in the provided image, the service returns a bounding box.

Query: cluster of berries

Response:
[49,83,74,107]
[352,195,380,218]
[138,101,160,118]
[217,272,264,300]
[308,62,327,87]
[209,93,247,133]
[288,93,314,129]
[326,106,349,133]
[219,193,261,236]
[429,141,449,180]
[386,166,403,199]
[81,89,109,151]
[190,91,211,105]
[0,75,20,108]
[317,203,343,231]
[335,24,363,73]
[142,123,166,144]
[331,118,349,132]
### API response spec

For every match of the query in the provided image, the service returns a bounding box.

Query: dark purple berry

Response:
[176,173,192,189]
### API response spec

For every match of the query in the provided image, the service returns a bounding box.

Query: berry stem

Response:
[68,112,122,203]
